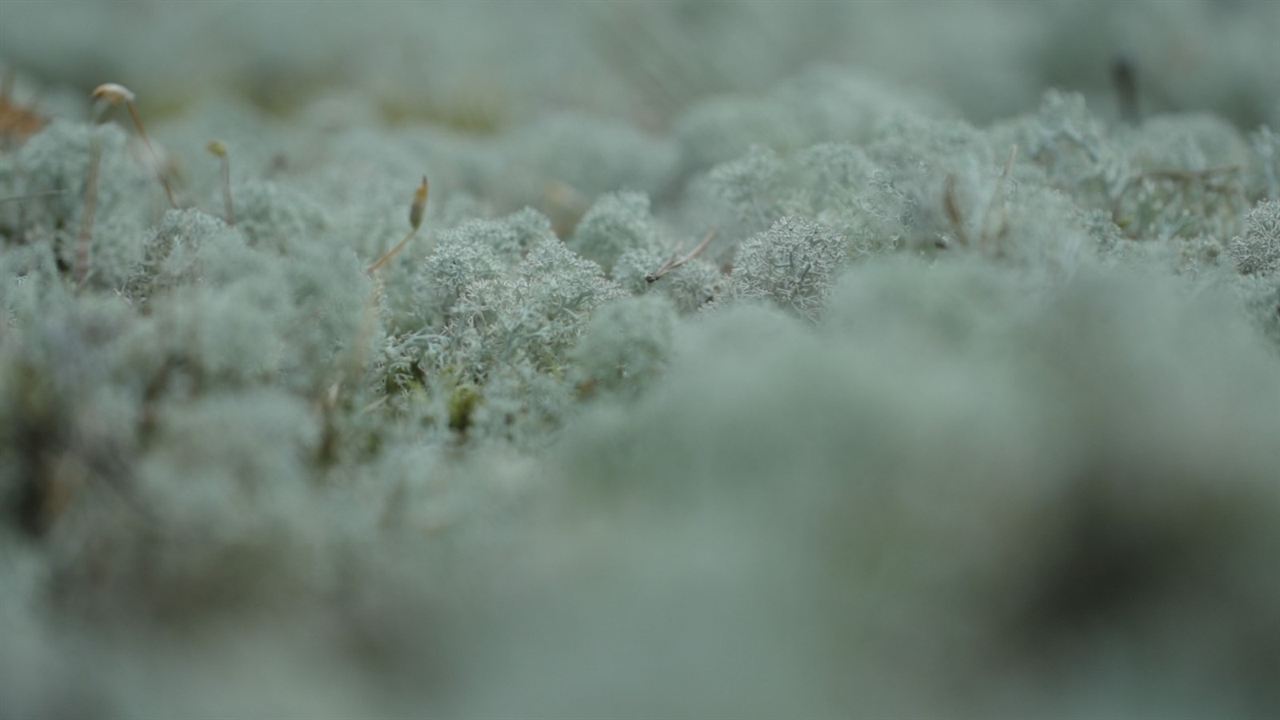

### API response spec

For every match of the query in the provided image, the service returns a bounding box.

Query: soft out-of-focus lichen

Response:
[4,2,1280,717]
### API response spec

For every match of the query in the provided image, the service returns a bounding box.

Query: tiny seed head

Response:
[409,175,429,230]
[91,82,136,105]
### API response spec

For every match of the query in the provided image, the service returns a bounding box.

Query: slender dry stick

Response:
[92,83,177,208]
[646,228,717,283]
[1001,144,1018,181]
[343,271,386,407]
[647,247,680,282]
[978,145,1019,250]
[367,176,429,275]
[942,174,969,248]
[367,231,418,276]
[347,176,432,429]
[123,98,177,208]
[207,140,235,225]
[74,134,103,288]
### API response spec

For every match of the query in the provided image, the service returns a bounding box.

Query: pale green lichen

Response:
[3,2,1280,718]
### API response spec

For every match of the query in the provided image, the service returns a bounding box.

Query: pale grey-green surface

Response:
[2,1,1280,717]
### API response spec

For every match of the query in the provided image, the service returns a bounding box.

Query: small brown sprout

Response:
[368,176,430,274]
[90,82,177,208]
[646,228,717,283]
[207,139,235,225]
[409,175,429,230]
[75,136,103,288]
[942,174,969,248]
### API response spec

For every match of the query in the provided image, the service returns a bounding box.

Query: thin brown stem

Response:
[75,136,102,288]
[367,177,429,275]
[220,155,235,225]
[978,145,1018,250]
[646,228,717,283]
[367,227,420,275]
[207,141,235,225]
[124,101,177,208]
[942,174,969,248]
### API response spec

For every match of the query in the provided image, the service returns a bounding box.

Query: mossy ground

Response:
[2,2,1280,717]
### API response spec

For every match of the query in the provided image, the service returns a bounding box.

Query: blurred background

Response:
[3,0,1278,132]
[3,2,1280,718]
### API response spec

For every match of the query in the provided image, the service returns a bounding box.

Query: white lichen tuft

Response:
[731,216,846,319]
[1230,200,1280,276]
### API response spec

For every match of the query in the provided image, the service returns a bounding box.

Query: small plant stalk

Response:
[943,174,970,248]
[74,134,103,288]
[207,140,235,225]
[646,228,717,283]
[123,100,177,208]
[978,145,1018,253]
[367,176,429,274]
[92,83,177,208]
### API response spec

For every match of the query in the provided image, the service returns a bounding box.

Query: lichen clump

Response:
[3,1,1280,717]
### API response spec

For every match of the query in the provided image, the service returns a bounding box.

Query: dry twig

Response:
[646,228,717,283]
[74,136,103,288]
